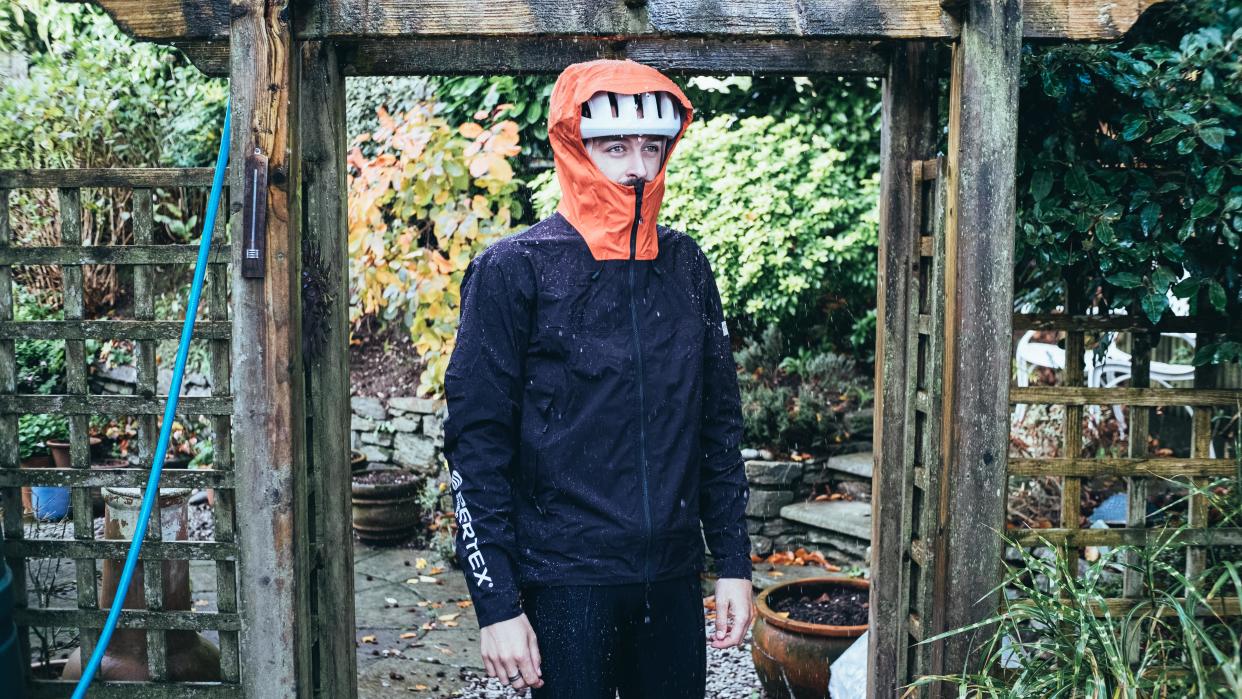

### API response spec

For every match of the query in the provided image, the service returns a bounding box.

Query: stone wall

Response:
[350,396,446,477]
[743,455,854,558]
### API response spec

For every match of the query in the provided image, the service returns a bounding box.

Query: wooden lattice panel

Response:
[0,168,241,696]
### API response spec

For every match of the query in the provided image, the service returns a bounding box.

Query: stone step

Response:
[780,500,872,543]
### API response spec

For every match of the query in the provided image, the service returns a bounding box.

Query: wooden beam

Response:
[298,38,359,699]
[176,37,887,76]
[938,0,1022,689]
[229,0,308,696]
[90,0,1162,42]
[869,41,940,699]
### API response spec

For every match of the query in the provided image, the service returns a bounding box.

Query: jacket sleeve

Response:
[696,249,753,581]
[443,245,531,628]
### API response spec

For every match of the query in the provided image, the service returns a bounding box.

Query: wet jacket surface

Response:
[443,60,751,629]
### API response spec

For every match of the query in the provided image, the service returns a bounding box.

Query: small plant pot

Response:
[351,468,423,545]
[31,486,70,521]
[46,437,102,470]
[750,577,870,699]
[351,450,368,474]
[19,455,54,518]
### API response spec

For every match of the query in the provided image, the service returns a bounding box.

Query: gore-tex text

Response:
[451,468,493,589]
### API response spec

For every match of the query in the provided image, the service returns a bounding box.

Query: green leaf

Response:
[1190,196,1218,220]
[1205,167,1224,194]
[1207,280,1227,313]
[1177,137,1197,155]
[1095,221,1115,245]
[1198,127,1228,150]
[1140,291,1169,324]
[1121,118,1148,141]
[1165,110,1196,126]
[1031,170,1053,202]
[1150,266,1176,293]
[1150,126,1182,145]
[1105,272,1144,289]
[1139,202,1160,235]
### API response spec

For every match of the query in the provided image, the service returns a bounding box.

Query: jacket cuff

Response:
[713,553,753,581]
[473,595,525,629]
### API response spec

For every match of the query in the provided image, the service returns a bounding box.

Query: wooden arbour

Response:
[4,1,1172,696]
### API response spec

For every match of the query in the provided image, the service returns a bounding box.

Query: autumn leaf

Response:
[360,635,377,644]
[458,123,484,138]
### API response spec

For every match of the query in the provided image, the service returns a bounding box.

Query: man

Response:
[444,59,753,698]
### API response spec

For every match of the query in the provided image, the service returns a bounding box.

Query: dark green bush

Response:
[735,325,872,455]
[1014,0,1241,362]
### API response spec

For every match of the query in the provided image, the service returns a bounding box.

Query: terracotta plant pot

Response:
[45,437,102,470]
[89,458,128,518]
[351,468,423,545]
[19,455,53,519]
[61,487,221,682]
[750,576,870,699]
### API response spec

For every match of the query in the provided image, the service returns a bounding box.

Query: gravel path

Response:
[447,612,764,699]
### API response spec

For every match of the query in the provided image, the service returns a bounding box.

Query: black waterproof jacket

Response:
[443,206,752,628]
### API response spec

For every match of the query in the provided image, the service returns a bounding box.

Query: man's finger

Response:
[527,631,543,678]
[483,654,497,680]
[715,596,731,640]
[518,649,541,688]
[726,601,748,646]
[501,656,524,689]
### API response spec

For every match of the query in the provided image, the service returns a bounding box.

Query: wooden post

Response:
[229,0,308,695]
[939,0,1023,686]
[870,41,941,699]
[299,38,358,699]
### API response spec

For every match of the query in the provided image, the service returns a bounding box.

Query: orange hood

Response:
[549,60,694,261]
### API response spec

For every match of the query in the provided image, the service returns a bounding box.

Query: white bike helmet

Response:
[580,90,683,140]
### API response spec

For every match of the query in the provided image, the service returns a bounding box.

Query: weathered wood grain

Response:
[0,395,231,414]
[0,188,32,687]
[0,244,231,266]
[351,37,887,76]
[1008,457,1236,478]
[869,43,940,699]
[0,467,233,488]
[16,608,241,631]
[938,0,1023,687]
[1013,527,1242,547]
[299,38,359,699]
[0,320,230,340]
[229,0,308,695]
[1013,313,1241,333]
[0,168,221,188]
[88,0,1162,41]
[1012,386,1242,407]
[25,681,240,698]
[5,539,235,560]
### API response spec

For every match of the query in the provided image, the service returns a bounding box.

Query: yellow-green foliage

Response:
[347,104,522,397]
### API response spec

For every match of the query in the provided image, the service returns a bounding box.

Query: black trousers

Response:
[519,572,707,699]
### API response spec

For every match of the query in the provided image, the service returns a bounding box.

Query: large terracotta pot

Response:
[19,455,53,518]
[352,469,422,545]
[751,576,869,699]
[45,437,102,470]
[61,487,220,682]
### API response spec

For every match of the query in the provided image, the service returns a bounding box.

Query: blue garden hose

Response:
[71,101,231,698]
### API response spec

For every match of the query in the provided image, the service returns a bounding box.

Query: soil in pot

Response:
[769,584,869,627]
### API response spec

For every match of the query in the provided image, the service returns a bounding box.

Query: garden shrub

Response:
[734,325,873,456]
[347,104,524,397]
[1014,0,1241,362]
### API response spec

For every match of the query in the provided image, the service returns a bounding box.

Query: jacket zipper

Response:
[627,182,653,587]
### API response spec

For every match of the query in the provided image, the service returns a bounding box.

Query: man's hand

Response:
[711,578,754,649]
[479,613,544,694]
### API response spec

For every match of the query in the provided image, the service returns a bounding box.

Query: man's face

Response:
[584,135,668,186]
